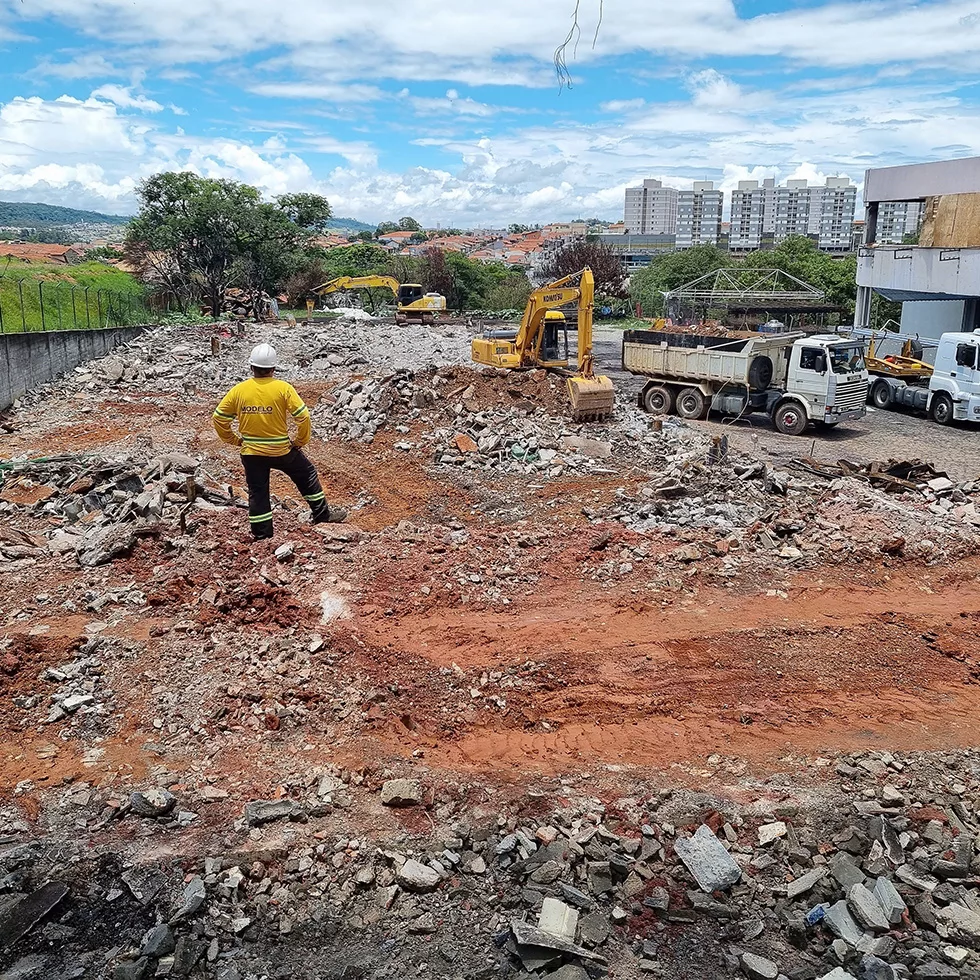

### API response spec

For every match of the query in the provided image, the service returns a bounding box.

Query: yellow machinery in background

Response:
[314,275,447,325]
[471,267,615,421]
[865,333,934,380]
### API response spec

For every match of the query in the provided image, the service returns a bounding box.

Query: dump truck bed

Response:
[622,330,799,388]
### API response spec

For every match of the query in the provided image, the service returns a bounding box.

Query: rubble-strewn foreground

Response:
[2,318,980,980]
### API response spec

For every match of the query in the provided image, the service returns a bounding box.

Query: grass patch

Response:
[0,259,148,333]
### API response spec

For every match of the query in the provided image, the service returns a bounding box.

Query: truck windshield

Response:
[829,346,865,374]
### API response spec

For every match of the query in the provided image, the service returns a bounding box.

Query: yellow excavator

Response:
[314,275,447,325]
[471,267,615,421]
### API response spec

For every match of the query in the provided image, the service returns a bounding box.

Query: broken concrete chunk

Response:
[537,898,578,941]
[129,788,176,819]
[873,876,907,926]
[787,867,827,900]
[243,799,304,827]
[758,821,787,846]
[937,903,980,941]
[818,971,858,980]
[0,882,69,950]
[824,900,865,947]
[396,860,440,892]
[171,876,206,922]
[740,952,779,980]
[510,920,607,965]
[380,779,422,807]
[830,852,865,891]
[674,825,742,893]
[140,924,175,959]
[847,883,889,933]
[76,523,137,567]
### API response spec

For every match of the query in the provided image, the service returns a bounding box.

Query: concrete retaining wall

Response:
[0,325,150,412]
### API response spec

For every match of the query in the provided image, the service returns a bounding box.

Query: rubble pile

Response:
[4,750,980,979]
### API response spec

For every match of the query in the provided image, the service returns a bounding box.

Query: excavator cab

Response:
[397,284,425,305]
[541,310,568,363]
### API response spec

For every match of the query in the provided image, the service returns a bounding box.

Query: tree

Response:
[376,222,400,236]
[398,216,422,232]
[629,244,730,317]
[124,172,332,317]
[508,223,532,235]
[409,230,429,244]
[354,230,374,242]
[542,238,627,297]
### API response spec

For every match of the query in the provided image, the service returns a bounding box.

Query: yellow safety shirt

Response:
[212,377,310,457]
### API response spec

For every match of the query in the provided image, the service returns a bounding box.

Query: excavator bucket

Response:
[566,374,615,421]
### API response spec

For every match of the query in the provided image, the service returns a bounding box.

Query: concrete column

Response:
[854,286,873,329]
[864,202,879,245]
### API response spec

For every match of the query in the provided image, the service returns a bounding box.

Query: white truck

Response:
[623,329,869,435]
[867,329,980,426]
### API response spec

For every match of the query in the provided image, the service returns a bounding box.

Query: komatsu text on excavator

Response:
[314,276,446,325]
[471,267,615,421]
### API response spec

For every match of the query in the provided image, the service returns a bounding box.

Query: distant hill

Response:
[326,217,373,233]
[0,200,130,226]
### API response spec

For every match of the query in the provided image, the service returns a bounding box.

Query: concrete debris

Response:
[129,788,177,819]
[243,800,305,827]
[674,824,742,893]
[740,951,779,980]
[396,859,440,892]
[380,778,423,807]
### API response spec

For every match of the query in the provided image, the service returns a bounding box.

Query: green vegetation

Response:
[0,200,129,225]
[0,259,147,333]
[630,237,860,320]
[124,172,332,315]
[324,216,373,234]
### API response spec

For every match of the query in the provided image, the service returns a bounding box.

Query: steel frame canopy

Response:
[663,268,833,314]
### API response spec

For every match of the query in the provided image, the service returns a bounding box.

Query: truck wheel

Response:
[748,355,774,391]
[773,400,808,436]
[871,379,892,409]
[676,387,708,420]
[930,393,954,426]
[642,384,675,415]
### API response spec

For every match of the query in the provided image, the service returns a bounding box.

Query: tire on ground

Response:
[930,392,954,426]
[773,399,808,436]
[641,384,675,415]
[747,355,774,391]
[675,387,708,420]
[871,379,892,409]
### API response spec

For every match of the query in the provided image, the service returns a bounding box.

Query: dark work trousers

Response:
[241,448,329,539]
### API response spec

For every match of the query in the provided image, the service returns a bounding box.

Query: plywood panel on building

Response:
[919,193,980,247]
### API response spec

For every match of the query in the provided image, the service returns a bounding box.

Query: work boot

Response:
[313,505,348,525]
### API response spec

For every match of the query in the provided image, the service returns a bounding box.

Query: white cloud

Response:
[687,69,743,108]
[90,84,165,113]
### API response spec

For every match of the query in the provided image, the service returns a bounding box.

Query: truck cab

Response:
[784,335,869,428]
[930,329,980,424]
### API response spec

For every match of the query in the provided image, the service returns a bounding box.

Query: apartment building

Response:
[624,179,678,235]
[876,201,924,244]
[676,181,724,248]
[729,178,776,251]
[815,176,859,252]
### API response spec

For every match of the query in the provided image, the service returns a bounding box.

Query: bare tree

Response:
[555,1,604,90]
[542,239,626,297]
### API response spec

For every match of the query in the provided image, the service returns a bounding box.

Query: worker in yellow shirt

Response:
[212,343,346,540]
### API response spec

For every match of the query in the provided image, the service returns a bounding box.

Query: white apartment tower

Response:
[877,201,925,244]
[729,178,776,250]
[624,179,678,235]
[816,177,859,252]
[676,181,724,248]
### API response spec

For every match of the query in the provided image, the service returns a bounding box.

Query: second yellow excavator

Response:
[314,275,447,325]
[471,267,615,421]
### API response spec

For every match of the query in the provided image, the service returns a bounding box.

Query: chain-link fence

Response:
[0,280,157,334]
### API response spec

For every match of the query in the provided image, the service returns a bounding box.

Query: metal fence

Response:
[0,280,157,334]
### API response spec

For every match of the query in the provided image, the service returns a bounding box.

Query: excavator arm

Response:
[314,275,400,298]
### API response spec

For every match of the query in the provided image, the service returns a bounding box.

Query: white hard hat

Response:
[249,343,278,369]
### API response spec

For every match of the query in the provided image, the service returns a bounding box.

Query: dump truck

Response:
[866,329,980,425]
[623,329,869,435]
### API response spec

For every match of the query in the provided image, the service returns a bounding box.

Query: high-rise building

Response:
[624,179,678,235]
[877,201,924,244]
[729,176,857,252]
[676,181,724,249]
[814,176,858,252]
[729,178,776,251]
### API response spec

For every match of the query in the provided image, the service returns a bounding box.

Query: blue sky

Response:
[1,0,979,225]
